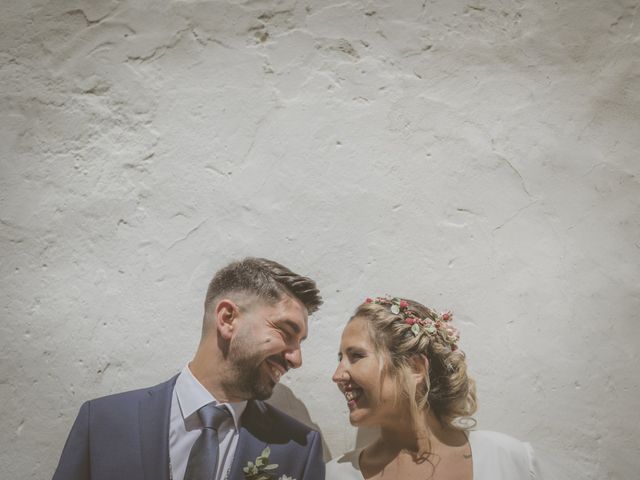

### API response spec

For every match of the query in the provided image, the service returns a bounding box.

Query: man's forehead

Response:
[230,291,296,309]
[233,292,308,322]
[270,295,308,336]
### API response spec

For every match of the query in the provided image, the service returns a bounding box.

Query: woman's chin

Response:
[348,411,369,427]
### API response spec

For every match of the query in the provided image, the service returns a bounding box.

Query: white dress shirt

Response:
[169,365,247,480]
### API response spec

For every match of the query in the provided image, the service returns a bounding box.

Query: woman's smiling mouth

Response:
[343,387,363,408]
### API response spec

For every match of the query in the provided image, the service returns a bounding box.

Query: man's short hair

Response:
[205,257,323,314]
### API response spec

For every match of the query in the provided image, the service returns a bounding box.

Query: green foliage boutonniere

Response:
[242,447,296,480]
[242,447,279,480]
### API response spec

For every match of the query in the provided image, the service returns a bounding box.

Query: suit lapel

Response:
[139,376,178,480]
[227,400,271,480]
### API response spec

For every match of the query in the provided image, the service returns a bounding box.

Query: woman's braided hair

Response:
[352,297,477,437]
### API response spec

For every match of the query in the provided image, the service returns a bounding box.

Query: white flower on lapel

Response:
[278,476,295,480]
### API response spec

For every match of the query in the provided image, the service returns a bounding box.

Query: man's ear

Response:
[215,299,238,341]
[409,354,429,387]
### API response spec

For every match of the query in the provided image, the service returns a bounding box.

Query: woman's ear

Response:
[409,354,429,386]
[215,299,238,341]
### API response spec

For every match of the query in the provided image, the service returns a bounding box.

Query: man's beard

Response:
[226,332,275,401]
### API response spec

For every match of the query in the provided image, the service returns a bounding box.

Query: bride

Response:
[326,296,543,479]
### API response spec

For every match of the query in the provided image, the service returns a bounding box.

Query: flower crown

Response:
[364,296,460,350]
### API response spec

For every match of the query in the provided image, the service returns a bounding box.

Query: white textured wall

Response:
[2,0,639,478]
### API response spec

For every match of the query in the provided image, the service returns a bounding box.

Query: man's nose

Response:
[285,347,302,369]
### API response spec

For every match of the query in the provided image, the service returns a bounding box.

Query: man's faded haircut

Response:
[204,257,323,314]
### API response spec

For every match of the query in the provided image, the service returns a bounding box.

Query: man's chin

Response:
[251,385,274,401]
[226,374,273,401]
[250,376,276,401]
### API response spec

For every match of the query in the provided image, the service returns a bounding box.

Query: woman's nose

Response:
[332,364,348,383]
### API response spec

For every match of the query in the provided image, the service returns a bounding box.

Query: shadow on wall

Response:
[267,384,333,461]
[268,384,382,462]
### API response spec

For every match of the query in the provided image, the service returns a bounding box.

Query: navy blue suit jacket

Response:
[52,376,325,480]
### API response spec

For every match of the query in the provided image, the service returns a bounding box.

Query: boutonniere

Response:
[242,447,295,480]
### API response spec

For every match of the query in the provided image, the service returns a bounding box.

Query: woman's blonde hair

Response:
[352,298,477,441]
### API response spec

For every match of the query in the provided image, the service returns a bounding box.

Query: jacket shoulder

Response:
[243,400,320,446]
[84,375,177,412]
[260,401,318,435]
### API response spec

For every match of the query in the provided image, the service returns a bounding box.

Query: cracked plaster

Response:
[1,0,639,479]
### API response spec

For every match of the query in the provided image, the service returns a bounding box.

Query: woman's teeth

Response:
[345,389,362,402]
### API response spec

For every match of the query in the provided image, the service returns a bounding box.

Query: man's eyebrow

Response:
[281,319,307,341]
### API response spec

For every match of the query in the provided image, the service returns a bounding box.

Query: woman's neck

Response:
[376,413,467,455]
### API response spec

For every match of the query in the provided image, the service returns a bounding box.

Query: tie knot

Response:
[197,403,230,430]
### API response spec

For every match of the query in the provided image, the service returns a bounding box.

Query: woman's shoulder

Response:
[326,449,363,479]
[468,430,543,479]
[469,430,529,449]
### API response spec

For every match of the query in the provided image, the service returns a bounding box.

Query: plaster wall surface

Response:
[1,1,639,479]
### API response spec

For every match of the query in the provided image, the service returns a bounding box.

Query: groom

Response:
[53,257,325,480]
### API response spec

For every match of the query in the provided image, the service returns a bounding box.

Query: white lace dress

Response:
[326,430,543,479]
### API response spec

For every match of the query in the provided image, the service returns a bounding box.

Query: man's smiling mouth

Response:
[265,357,287,382]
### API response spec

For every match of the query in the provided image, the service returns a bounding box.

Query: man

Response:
[53,257,324,480]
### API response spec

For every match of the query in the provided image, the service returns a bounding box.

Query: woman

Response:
[327,296,543,479]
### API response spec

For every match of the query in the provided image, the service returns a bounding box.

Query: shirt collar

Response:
[175,364,247,431]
